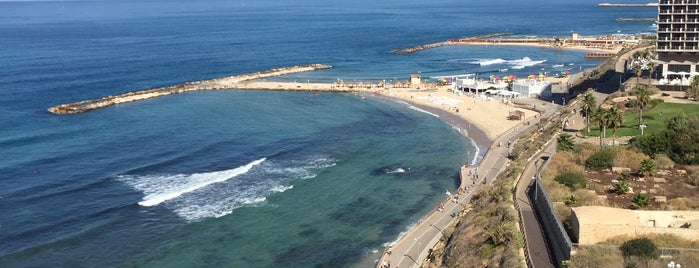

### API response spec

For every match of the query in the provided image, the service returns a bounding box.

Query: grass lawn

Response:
[582,102,699,137]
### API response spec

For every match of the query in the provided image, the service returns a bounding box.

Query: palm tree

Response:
[594,107,610,147]
[607,107,623,146]
[557,133,575,151]
[646,60,656,87]
[634,86,651,134]
[581,91,597,136]
[629,50,650,90]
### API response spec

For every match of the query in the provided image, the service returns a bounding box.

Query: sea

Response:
[0,0,655,267]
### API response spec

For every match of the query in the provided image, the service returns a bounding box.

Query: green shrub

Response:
[585,148,616,170]
[565,195,580,206]
[554,172,587,190]
[631,193,650,209]
[639,159,656,177]
[632,133,671,157]
[619,238,658,260]
[612,181,630,195]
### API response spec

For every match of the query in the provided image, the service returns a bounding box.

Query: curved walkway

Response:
[378,99,560,268]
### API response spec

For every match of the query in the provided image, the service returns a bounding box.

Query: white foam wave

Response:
[471,58,506,66]
[450,125,481,166]
[118,155,339,221]
[119,158,266,207]
[407,105,439,118]
[386,168,405,174]
[269,185,293,193]
[552,64,564,68]
[508,57,547,69]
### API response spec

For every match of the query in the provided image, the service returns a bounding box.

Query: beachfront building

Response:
[454,78,507,93]
[410,73,421,87]
[656,0,699,81]
[454,78,550,99]
[510,79,552,98]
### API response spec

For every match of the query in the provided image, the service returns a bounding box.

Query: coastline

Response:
[371,92,492,164]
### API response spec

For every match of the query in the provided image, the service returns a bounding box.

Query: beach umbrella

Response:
[538,73,546,79]
[494,75,501,80]
[563,70,570,75]
[508,75,517,80]
[527,74,536,79]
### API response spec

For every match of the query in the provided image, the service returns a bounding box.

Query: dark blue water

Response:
[0,0,655,267]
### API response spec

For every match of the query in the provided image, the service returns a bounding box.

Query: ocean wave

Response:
[508,57,547,69]
[470,58,506,66]
[117,155,337,221]
[118,158,266,207]
[450,125,481,165]
[407,105,439,118]
[470,57,546,70]
[552,64,564,68]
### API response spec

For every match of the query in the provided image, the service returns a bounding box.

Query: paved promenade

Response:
[378,99,560,268]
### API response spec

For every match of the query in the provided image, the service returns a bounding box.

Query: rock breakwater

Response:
[48,64,332,114]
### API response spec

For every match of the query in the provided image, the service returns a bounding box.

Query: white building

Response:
[511,79,552,98]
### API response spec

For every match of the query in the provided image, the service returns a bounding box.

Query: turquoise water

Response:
[0,0,655,266]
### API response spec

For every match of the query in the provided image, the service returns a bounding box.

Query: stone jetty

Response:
[391,32,513,54]
[48,64,332,114]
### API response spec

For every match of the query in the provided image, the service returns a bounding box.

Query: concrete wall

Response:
[529,178,572,268]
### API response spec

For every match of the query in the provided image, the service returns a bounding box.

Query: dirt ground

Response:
[585,167,697,210]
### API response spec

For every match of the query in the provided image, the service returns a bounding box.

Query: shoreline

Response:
[382,95,492,163]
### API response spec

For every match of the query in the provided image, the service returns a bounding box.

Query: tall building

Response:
[657,0,699,80]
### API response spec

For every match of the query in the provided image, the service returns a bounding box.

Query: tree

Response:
[594,107,610,146]
[688,75,699,100]
[620,238,658,260]
[639,159,656,177]
[633,86,651,134]
[629,50,650,89]
[557,133,575,151]
[607,107,623,146]
[646,59,656,87]
[581,91,597,135]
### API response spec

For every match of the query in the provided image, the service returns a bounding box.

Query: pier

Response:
[48,64,333,114]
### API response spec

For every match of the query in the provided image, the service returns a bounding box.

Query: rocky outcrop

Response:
[48,64,332,114]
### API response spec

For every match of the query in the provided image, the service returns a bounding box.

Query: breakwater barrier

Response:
[597,3,658,7]
[616,17,656,21]
[391,32,513,54]
[47,64,332,114]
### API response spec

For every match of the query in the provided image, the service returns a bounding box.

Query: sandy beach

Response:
[231,80,543,152]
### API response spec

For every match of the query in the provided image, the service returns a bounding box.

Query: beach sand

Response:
[235,81,543,153]
[378,86,538,142]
